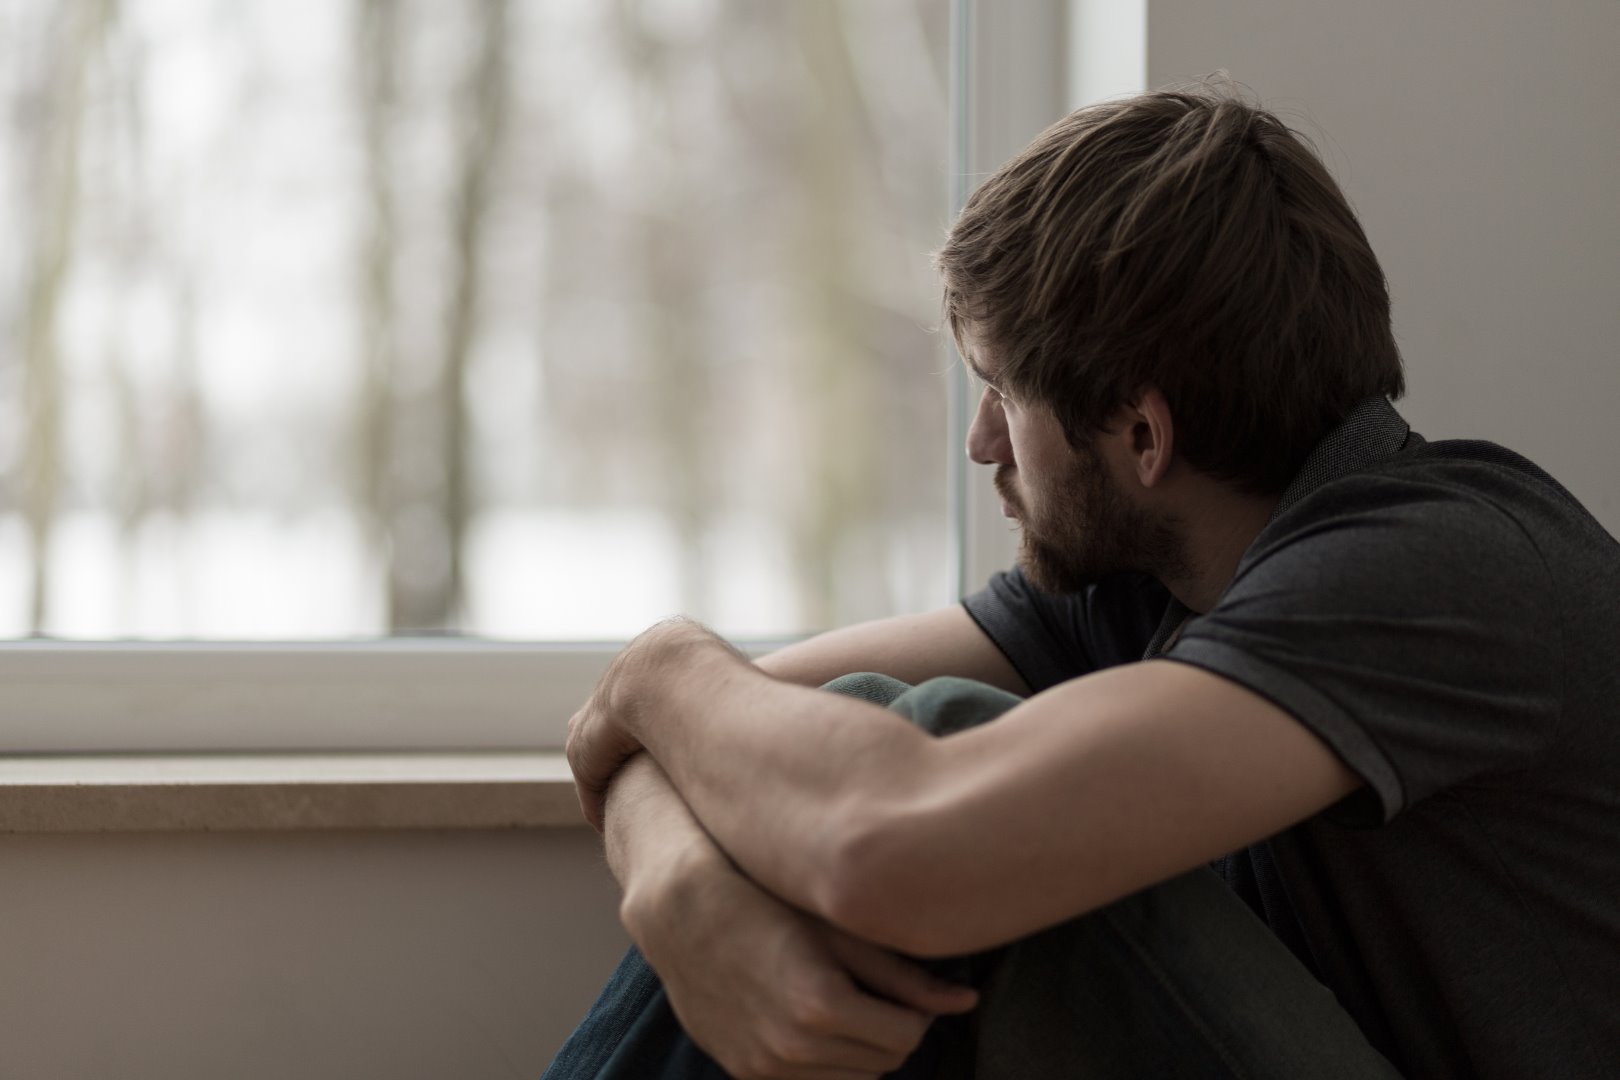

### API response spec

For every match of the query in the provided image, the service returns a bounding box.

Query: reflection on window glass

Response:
[0,0,952,639]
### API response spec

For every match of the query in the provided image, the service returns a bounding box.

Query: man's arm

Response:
[604,753,972,1077]
[752,605,1028,693]
[589,604,1012,1073]
[571,624,1362,958]
[600,603,1024,907]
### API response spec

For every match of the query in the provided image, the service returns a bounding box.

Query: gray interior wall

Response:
[1147,0,1620,532]
[0,830,626,1079]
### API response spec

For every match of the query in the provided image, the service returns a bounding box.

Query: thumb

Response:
[826,932,979,1015]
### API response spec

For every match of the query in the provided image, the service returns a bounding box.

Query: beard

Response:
[995,440,1188,594]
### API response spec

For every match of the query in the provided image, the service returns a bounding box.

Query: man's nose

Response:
[965,387,1012,466]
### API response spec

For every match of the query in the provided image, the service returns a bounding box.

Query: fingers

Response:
[644,865,958,1080]
[710,967,931,1078]
[815,980,936,1062]
[825,932,979,1016]
[776,1065,903,1080]
[564,706,617,831]
[726,1032,914,1078]
[564,743,607,831]
[680,986,922,1079]
[797,976,932,1060]
[573,781,606,832]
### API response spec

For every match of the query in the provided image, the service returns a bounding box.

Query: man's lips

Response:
[993,466,1021,520]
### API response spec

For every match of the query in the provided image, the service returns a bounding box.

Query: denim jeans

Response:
[545,674,1403,1079]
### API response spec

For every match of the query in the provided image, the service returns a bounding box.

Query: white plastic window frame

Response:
[0,0,1082,756]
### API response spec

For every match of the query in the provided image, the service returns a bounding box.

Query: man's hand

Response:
[624,846,978,1080]
[568,618,736,830]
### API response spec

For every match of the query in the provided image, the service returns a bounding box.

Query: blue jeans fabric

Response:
[545,674,1402,1079]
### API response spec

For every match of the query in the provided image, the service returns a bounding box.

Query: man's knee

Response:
[889,676,1023,736]
[822,672,1023,737]
[820,671,913,705]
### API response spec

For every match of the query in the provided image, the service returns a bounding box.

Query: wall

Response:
[0,829,625,1079]
[1145,0,1620,532]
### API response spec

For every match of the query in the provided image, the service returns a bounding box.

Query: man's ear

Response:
[1126,386,1175,489]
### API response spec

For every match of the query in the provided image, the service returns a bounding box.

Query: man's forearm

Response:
[597,643,869,919]
[598,636,871,909]
[586,610,1011,928]
[603,753,728,926]
[629,636,935,921]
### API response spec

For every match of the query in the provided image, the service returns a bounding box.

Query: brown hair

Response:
[937,85,1403,494]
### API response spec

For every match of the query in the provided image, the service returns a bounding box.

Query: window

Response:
[0,0,1064,752]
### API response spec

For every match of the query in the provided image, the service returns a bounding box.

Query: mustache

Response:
[993,466,1022,512]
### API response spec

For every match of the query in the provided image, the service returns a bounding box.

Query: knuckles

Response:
[787,992,839,1033]
[732,1033,827,1080]
[782,973,842,1032]
[715,988,852,1079]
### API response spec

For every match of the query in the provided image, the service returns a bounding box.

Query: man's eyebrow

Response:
[964,356,1000,387]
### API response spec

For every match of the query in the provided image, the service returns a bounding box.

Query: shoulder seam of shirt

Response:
[958,596,1041,692]
[1164,638,1407,821]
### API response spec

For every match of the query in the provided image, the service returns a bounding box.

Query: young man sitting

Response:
[549,88,1620,1079]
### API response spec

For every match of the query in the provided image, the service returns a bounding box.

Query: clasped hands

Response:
[567,618,982,1078]
[566,616,730,831]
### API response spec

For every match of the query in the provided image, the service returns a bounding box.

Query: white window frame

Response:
[0,0,1075,756]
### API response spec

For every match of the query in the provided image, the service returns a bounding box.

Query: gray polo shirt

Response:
[964,397,1620,1078]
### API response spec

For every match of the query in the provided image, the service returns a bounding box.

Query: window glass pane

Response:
[0,0,952,639]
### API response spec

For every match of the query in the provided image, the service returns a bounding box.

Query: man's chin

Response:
[1017,540,1087,594]
[1019,530,1141,592]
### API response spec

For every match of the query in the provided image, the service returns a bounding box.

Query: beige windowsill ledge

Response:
[0,752,585,833]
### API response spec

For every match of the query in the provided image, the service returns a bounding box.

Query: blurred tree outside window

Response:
[0,0,953,640]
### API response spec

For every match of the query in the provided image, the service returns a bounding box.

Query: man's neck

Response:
[1158,487,1280,614]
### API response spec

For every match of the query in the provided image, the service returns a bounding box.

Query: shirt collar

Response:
[1269,396,1413,523]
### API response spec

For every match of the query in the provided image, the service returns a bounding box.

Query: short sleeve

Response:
[963,567,1169,693]
[1165,470,1563,824]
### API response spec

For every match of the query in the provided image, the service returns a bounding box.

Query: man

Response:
[549,89,1620,1079]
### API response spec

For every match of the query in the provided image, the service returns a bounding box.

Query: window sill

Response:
[0,752,585,833]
